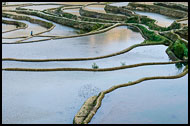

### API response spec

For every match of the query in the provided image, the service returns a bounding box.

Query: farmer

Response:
[31,31,33,36]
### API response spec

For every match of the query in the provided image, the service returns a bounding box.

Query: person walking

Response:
[31,31,33,36]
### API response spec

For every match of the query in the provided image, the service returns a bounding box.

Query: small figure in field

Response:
[31,31,33,36]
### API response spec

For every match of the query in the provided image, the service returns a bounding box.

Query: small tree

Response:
[120,62,126,66]
[92,63,99,69]
[172,40,186,59]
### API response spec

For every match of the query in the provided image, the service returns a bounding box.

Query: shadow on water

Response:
[78,84,101,99]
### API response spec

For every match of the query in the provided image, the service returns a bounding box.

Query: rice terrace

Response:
[2,2,188,124]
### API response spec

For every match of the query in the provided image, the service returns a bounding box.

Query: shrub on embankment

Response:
[135,24,164,42]
[170,39,188,59]
[159,29,188,61]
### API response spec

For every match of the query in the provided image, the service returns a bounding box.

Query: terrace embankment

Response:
[79,5,128,21]
[126,2,188,18]
[13,8,113,32]
[2,19,28,33]
[74,65,188,124]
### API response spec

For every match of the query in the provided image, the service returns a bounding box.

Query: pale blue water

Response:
[2,38,23,43]
[6,2,62,5]
[86,6,105,11]
[90,74,188,124]
[2,23,16,32]
[2,17,47,38]
[110,2,129,7]
[85,4,106,14]
[2,64,186,124]
[2,2,188,124]
[2,12,79,37]
[133,11,177,27]
[63,8,80,16]
[22,13,79,36]
[2,45,169,69]
[21,5,62,11]
[2,26,144,59]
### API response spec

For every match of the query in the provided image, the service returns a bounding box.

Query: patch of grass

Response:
[61,13,77,19]
[147,23,168,31]
[140,16,155,24]
[91,23,103,31]
[92,63,99,69]
[76,29,88,34]
[120,62,126,66]
[175,62,183,70]
[171,39,188,59]
[125,15,180,32]
[125,16,139,23]
[136,24,163,42]
[167,21,181,30]
[76,23,106,34]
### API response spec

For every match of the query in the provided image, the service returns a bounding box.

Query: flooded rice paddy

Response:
[2,2,188,124]
[133,11,177,27]
[85,4,106,14]
[3,64,187,124]
[2,17,48,38]
[90,74,188,124]
[21,5,63,11]
[62,8,81,16]
[109,2,129,7]
[2,23,17,32]
[2,45,169,69]
[2,26,144,58]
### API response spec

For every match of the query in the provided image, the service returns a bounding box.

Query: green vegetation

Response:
[136,24,164,42]
[120,62,126,66]
[60,12,78,20]
[81,16,116,23]
[140,16,156,24]
[92,63,99,69]
[76,29,88,34]
[125,15,156,25]
[171,39,188,59]
[167,21,181,30]
[175,62,183,70]
[146,23,168,31]
[125,15,181,32]
[46,22,53,28]
[84,23,104,33]
[76,23,104,34]
[144,19,180,31]
[56,7,63,13]
[125,16,139,23]
[90,23,103,31]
